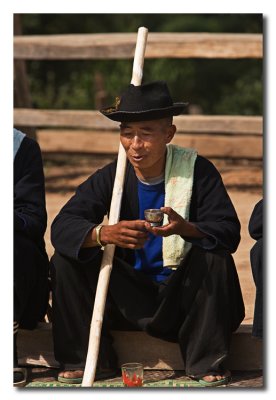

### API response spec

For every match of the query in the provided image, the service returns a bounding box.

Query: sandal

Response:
[58,335,118,384]
[190,370,231,387]
[57,367,117,384]
[58,370,83,384]
[13,367,27,387]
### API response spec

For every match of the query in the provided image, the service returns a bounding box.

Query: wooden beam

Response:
[36,129,263,159]
[17,322,262,371]
[14,109,263,135]
[172,133,262,159]
[14,33,263,60]
[14,108,118,130]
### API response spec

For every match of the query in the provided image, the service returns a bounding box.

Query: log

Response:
[14,108,263,135]
[17,323,262,371]
[14,108,118,130]
[14,32,262,60]
[36,129,263,159]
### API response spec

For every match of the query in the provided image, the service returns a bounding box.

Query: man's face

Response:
[119,118,176,178]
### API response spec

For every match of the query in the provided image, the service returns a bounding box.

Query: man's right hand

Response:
[101,220,148,249]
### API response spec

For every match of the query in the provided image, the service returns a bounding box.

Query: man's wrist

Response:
[98,225,109,246]
[180,221,206,238]
[95,225,105,247]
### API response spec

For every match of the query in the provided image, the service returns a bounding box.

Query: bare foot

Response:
[201,370,231,383]
[58,370,84,379]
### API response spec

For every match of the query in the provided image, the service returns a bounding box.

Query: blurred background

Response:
[14,13,262,115]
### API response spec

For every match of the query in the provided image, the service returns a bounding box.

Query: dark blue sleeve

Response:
[51,161,116,261]
[183,156,241,253]
[14,137,47,241]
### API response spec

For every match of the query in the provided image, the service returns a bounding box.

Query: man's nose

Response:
[131,135,143,149]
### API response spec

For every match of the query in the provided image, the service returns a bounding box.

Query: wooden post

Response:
[81,27,148,387]
[94,71,107,110]
[13,14,37,140]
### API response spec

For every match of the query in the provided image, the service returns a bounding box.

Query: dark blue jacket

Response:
[51,155,241,265]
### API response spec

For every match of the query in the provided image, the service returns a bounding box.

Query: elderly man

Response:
[50,81,244,386]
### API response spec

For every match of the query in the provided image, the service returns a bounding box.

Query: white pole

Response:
[81,27,148,387]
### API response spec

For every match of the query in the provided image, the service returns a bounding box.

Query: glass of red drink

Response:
[121,362,143,387]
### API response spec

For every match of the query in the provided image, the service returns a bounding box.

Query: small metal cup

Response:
[144,209,164,227]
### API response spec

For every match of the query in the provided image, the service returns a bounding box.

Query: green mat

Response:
[26,379,217,388]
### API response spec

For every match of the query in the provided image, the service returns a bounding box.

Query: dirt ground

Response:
[42,152,263,325]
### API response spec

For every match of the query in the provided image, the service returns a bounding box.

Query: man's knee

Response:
[50,251,101,288]
[188,246,237,280]
[191,245,233,263]
[50,252,79,286]
[205,247,233,263]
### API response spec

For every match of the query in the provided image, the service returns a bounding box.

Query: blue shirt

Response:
[134,180,173,282]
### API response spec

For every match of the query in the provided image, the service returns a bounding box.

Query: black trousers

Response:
[14,232,49,329]
[50,246,245,378]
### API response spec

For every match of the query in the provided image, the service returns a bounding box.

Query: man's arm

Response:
[51,161,147,260]
[14,137,47,240]
[51,165,112,261]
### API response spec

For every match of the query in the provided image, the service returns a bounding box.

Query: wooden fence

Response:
[13,32,263,162]
[14,32,262,59]
[14,109,262,159]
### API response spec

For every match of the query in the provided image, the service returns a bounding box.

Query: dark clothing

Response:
[51,156,241,262]
[50,154,244,375]
[249,199,263,241]
[248,199,263,338]
[50,246,244,377]
[14,136,49,329]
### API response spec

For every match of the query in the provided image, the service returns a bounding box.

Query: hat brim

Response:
[100,103,188,122]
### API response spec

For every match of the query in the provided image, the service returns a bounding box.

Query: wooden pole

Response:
[14,14,37,140]
[81,27,148,387]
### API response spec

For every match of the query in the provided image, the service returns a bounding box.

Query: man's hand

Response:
[101,220,149,249]
[145,207,206,238]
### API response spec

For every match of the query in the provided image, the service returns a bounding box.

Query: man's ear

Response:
[166,124,176,143]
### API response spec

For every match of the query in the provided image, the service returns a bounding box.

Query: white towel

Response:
[163,144,197,267]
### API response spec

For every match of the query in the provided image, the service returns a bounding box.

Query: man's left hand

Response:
[145,207,205,238]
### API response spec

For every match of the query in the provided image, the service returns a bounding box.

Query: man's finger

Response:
[161,207,177,218]
[121,220,147,231]
[121,236,148,245]
[122,228,148,239]
[118,234,149,249]
[145,224,172,237]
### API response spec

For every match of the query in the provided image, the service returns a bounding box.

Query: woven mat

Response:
[26,379,209,388]
[26,371,205,387]
[25,370,229,388]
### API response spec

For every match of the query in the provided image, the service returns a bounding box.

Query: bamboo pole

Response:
[81,27,148,387]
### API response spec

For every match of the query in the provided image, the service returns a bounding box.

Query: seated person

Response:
[248,199,263,339]
[14,128,50,386]
[50,81,245,386]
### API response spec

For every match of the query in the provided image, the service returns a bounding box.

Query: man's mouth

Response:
[131,154,144,162]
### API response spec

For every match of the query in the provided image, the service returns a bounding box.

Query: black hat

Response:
[100,81,188,122]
